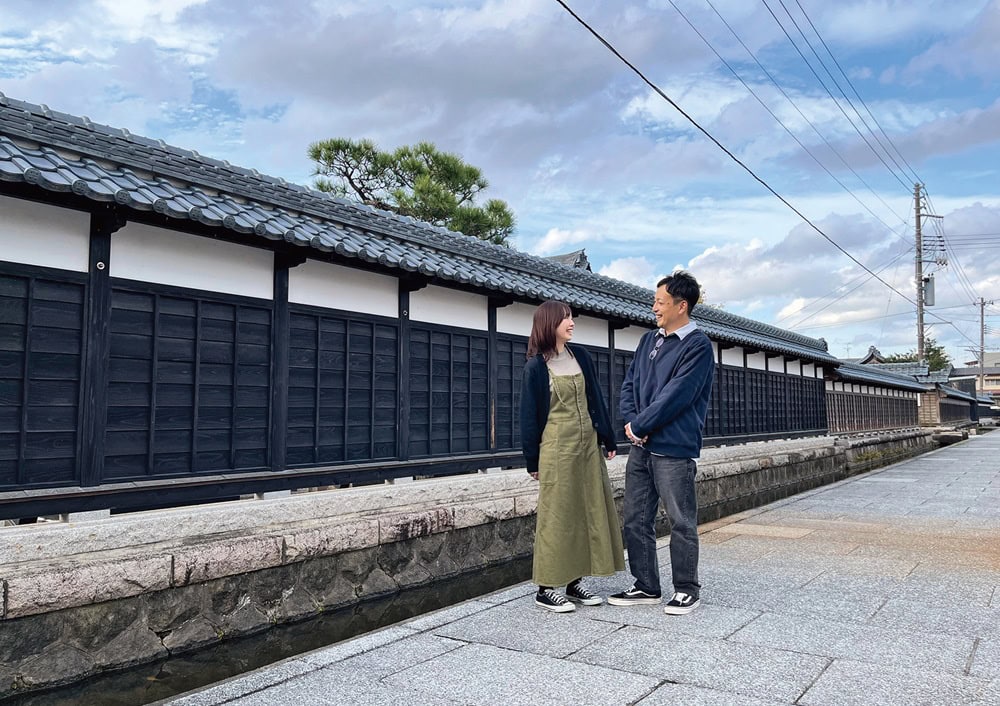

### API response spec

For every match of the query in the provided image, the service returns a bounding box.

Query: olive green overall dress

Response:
[533,371,625,587]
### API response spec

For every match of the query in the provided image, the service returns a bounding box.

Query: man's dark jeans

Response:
[622,446,700,598]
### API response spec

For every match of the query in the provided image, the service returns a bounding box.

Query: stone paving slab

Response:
[730,612,974,674]
[799,658,1000,705]
[570,627,829,703]
[404,599,494,632]
[162,434,1000,706]
[326,633,465,678]
[636,683,794,706]
[869,597,1000,638]
[431,600,622,658]
[592,601,759,639]
[298,625,419,669]
[382,643,660,706]
[167,658,318,706]
[226,665,468,706]
[971,638,1000,679]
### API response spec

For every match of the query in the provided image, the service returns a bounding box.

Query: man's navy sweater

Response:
[620,327,715,459]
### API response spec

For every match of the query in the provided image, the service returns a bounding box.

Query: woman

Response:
[520,300,625,612]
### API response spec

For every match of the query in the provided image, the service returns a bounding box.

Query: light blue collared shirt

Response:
[660,320,698,340]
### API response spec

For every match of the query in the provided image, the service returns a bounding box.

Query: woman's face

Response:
[555,313,574,345]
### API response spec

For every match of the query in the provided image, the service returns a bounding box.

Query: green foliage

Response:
[308,138,515,246]
[882,336,952,371]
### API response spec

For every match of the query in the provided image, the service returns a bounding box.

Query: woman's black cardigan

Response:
[519,344,618,475]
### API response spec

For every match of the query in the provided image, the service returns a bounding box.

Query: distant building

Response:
[544,249,591,271]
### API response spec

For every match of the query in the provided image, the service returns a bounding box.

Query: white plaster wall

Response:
[767,356,784,372]
[409,284,487,330]
[496,302,536,337]
[787,359,802,376]
[615,326,650,352]
[747,352,767,371]
[112,223,273,299]
[0,195,90,272]
[825,381,834,391]
[571,315,608,348]
[803,363,815,377]
[289,260,397,318]
[711,341,719,362]
[721,347,744,367]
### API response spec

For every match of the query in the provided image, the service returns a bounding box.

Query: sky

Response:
[2,0,1000,364]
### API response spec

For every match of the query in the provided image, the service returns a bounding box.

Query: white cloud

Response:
[598,257,664,289]
[529,227,593,256]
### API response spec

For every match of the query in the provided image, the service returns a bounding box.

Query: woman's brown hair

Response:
[526,300,573,361]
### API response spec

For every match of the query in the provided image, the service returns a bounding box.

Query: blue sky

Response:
[2,0,999,364]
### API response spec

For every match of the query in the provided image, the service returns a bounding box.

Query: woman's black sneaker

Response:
[535,589,575,613]
[565,583,603,606]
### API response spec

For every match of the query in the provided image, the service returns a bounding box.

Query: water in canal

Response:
[6,557,532,706]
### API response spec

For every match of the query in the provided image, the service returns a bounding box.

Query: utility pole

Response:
[914,183,943,365]
[914,183,924,364]
[980,297,994,395]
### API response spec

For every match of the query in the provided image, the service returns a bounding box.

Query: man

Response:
[608,270,715,615]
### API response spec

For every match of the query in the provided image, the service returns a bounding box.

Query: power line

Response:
[795,308,921,330]
[782,0,918,186]
[688,0,912,240]
[779,244,910,328]
[552,0,921,311]
[552,0,981,351]
[791,0,923,186]
[924,189,981,302]
[759,0,913,192]
[936,233,1000,238]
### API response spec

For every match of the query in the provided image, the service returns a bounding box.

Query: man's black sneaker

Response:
[606,585,662,606]
[663,592,700,615]
[565,583,603,606]
[535,589,576,613]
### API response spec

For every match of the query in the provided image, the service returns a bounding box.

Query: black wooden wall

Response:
[285,306,399,466]
[104,282,272,480]
[703,364,827,442]
[0,265,86,488]
[1,248,841,499]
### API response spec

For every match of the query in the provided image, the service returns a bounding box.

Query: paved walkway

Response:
[163,434,1000,706]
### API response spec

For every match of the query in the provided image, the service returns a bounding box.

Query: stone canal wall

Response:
[0,430,934,697]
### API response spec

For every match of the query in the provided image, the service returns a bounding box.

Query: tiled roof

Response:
[0,94,838,364]
[938,385,975,402]
[833,361,928,392]
[867,362,929,377]
[951,367,1000,376]
[919,369,953,385]
[545,249,591,270]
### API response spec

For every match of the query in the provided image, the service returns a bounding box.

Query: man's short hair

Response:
[656,270,700,314]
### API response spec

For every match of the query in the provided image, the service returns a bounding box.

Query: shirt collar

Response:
[659,320,698,340]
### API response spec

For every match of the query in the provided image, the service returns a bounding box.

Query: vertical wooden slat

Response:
[191,300,201,470]
[314,314,321,462]
[79,208,117,487]
[342,320,350,457]
[487,304,497,450]
[448,332,454,453]
[369,321,376,459]
[230,305,240,469]
[269,257,291,472]
[16,278,32,485]
[147,294,159,475]
[397,287,411,461]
